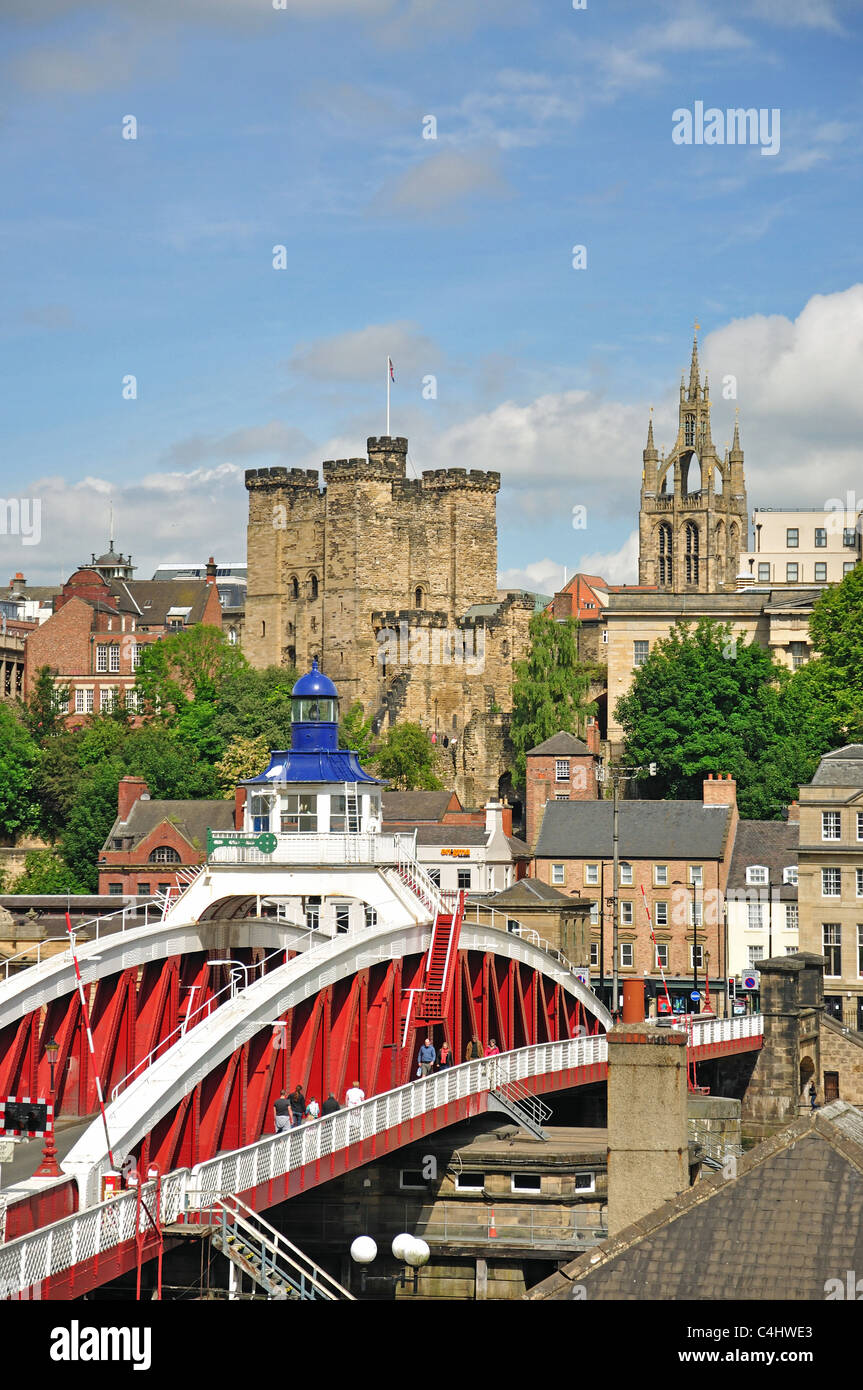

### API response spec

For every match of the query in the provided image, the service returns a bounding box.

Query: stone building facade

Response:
[638,334,748,593]
[243,435,533,805]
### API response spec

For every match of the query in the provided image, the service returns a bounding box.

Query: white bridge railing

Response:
[207,831,421,868]
[0,1018,763,1299]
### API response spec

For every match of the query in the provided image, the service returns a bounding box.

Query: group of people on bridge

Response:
[273,1083,364,1132]
[416,1036,499,1076]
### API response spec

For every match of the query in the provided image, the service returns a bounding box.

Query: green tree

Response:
[804,565,863,741]
[510,613,596,782]
[215,734,270,793]
[0,705,40,840]
[12,849,86,894]
[212,665,297,749]
[339,702,374,763]
[373,723,441,790]
[135,625,249,718]
[22,665,69,743]
[614,618,815,818]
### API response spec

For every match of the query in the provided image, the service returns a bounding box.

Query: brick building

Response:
[532,774,739,1013]
[97,775,234,896]
[243,434,533,806]
[524,730,601,851]
[798,745,863,1031]
[24,544,223,724]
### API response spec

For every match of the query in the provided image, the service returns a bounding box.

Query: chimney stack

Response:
[117,775,149,822]
[206,556,218,585]
[607,1024,690,1237]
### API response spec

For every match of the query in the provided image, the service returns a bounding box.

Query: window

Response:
[157,883,171,895]
[108,883,123,896]
[633,640,649,669]
[655,942,668,969]
[748,901,764,931]
[399,1170,427,1190]
[814,528,827,548]
[685,522,700,585]
[654,901,668,927]
[125,688,138,711]
[75,688,85,713]
[148,846,181,864]
[100,688,114,712]
[555,794,568,801]
[782,866,798,885]
[815,563,827,582]
[589,901,600,928]
[859,925,863,978]
[85,688,94,713]
[96,644,108,672]
[137,882,149,896]
[823,924,841,976]
[455,1172,485,1192]
[309,574,319,599]
[457,868,472,891]
[109,645,120,672]
[602,629,608,644]
[654,864,668,886]
[746,866,768,886]
[857,811,863,841]
[822,811,841,840]
[822,868,841,897]
[857,868,863,898]
[290,576,299,599]
[786,528,799,548]
[758,562,770,582]
[689,865,703,887]
[785,904,799,930]
[551,864,565,886]
[844,562,856,575]
[428,868,441,887]
[511,1173,541,1194]
[786,947,799,956]
[786,563,799,582]
[330,794,359,833]
[555,759,570,782]
[281,793,318,834]
[844,528,857,547]
[619,862,633,885]
[335,904,351,933]
[589,941,599,966]
[620,901,633,926]
[305,897,320,931]
[684,416,695,446]
[250,794,271,833]
[748,945,764,966]
[574,1172,595,1192]
[691,945,704,969]
[364,905,377,929]
[620,942,633,968]
[689,899,703,927]
[584,864,599,885]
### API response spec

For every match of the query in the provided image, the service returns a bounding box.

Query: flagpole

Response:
[386,357,391,436]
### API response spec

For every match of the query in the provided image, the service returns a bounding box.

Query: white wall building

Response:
[737,508,861,589]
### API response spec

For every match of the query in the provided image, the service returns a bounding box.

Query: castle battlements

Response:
[245,467,320,493]
[421,468,501,493]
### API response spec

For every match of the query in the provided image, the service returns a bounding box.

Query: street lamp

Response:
[207,959,251,997]
[349,1232,430,1295]
[34,1036,61,1178]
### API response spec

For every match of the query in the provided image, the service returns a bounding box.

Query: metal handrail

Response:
[211,1193,354,1301]
[0,898,162,982]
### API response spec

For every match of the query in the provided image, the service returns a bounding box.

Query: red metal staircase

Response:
[413,891,465,1023]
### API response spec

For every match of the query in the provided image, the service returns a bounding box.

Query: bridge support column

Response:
[740,952,824,1144]
[607,1024,688,1238]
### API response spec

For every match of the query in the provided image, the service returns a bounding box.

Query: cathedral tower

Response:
[638,330,747,592]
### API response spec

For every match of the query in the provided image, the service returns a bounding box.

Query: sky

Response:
[1,0,861,590]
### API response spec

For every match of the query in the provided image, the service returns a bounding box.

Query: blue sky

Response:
[1,0,861,588]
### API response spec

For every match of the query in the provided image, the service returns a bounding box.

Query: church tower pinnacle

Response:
[638,328,747,593]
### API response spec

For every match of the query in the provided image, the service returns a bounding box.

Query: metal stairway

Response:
[209,1193,355,1301]
[414,892,465,1022]
[487,1077,552,1140]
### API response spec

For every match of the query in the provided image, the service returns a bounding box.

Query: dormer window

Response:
[746,865,769,886]
[782,866,798,886]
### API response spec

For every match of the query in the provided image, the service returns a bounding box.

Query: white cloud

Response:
[577,530,640,585]
[380,148,510,215]
[497,558,565,594]
[161,421,312,467]
[289,321,442,382]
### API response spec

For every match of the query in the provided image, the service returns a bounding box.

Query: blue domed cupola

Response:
[291,658,339,752]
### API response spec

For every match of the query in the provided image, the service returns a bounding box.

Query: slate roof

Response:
[726,819,798,899]
[527,732,590,757]
[104,799,234,852]
[382,791,460,823]
[809,744,863,788]
[109,579,214,624]
[481,878,588,908]
[534,799,730,860]
[410,827,529,858]
[527,1102,863,1302]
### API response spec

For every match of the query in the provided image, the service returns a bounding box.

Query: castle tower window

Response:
[309,573,319,599]
[684,416,695,446]
[658,523,673,586]
[685,522,700,584]
[415,586,424,607]
[290,576,299,599]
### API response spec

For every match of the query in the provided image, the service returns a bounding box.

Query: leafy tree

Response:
[135,626,249,718]
[510,613,597,782]
[805,565,863,742]
[614,618,817,818]
[0,705,40,841]
[373,723,441,790]
[339,702,374,763]
[212,665,297,749]
[22,665,69,743]
[215,734,270,793]
[12,849,87,894]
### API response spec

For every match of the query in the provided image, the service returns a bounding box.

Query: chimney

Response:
[206,556,218,585]
[786,800,800,824]
[234,785,247,831]
[585,717,600,757]
[485,801,504,837]
[117,775,149,822]
[607,1024,690,1237]
[703,772,737,807]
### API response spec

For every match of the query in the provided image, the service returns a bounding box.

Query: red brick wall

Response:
[24,597,93,695]
[98,819,205,895]
[526,751,598,849]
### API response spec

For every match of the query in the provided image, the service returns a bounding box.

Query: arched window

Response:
[289,576,299,600]
[148,845,181,864]
[685,522,700,585]
[309,573,319,600]
[658,524,673,586]
[684,417,695,446]
[415,586,424,608]
[287,646,296,666]
[228,627,237,646]
[261,620,266,637]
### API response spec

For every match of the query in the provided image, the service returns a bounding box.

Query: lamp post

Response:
[674,877,699,1014]
[35,1036,61,1178]
[207,959,251,998]
[597,760,657,1019]
[349,1233,430,1296]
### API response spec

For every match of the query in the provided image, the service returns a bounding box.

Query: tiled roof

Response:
[482,878,587,908]
[382,791,459,822]
[527,732,591,757]
[726,820,798,897]
[527,1102,863,1301]
[414,826,487,847]
[809,745,863,788]
[535,799,730,860]
[104,799,234,852]
[110,579,214,625]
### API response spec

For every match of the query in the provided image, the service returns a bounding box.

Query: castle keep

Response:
[243,435,533,805]
[638,334,748,592]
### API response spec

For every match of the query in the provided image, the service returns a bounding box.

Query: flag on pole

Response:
[388,357,395,382]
